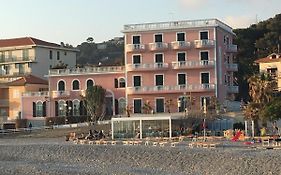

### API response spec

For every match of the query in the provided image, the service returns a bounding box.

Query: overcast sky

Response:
[1,0,280,46]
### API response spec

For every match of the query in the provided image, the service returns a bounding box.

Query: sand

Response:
[0,137,280,175]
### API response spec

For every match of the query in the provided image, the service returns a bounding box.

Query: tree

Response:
[86,37,94,43]
[142,101,153,114]
[260,97,281,123]
[81,85,106,122]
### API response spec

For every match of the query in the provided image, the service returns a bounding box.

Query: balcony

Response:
[226,63,238,71]
[0,56,35,64]
[126,44,146,52]
[227,86,239,93]
[51,91,70,98]
[0,99,9,107]
[49,66,125,76]
[22,91,49,97]
[126,63,169,71]
[148,42,169,51]
[225,44,237,53]
[0,70,32,77]
[127,84,215,94]
[170,41,191,50]
[171,60,215,69]
[193,40,215,48]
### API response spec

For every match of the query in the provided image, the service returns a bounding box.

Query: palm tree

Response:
[246,73,275,135]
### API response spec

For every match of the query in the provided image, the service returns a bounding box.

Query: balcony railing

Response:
[227,86,239,93]
[225,44,237,53]
[127,84,215,94]
[126,44,145,52]
[52,91,70,98]
[22,91,49,97]
[193,40,215,48]
[148,42,169,51]
[0,56,35,64]
[226,63,238,71]
[123,19,234,34]
[170,41,191,50]
[0,99,9,107]
[172,60,215,69]
[126,63,169,71]
[0,70,32,76]
[49,66,125,75]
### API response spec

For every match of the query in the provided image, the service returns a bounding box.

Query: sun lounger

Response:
[171,142,179,147]
[111,141,117,145]
[159,142,168,147]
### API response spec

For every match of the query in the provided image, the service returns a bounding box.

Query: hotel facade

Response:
[21,19,238,126]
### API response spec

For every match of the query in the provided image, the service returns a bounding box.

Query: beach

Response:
[0,136,280,175]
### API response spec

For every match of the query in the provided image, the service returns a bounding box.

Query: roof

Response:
[0,37,61,48]
[255,53,281,63]
[8,75,48,86]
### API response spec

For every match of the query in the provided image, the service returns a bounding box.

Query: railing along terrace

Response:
[172,60,215,68]
[123,19,233,33]
[22,91,49,97]
[0,56,35,63]
[49,66,125,75]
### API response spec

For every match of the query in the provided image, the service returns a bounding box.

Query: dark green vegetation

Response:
[234,13,281,100]
[76,37,124,66]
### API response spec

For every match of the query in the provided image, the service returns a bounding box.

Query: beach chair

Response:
[111,141,117,145]
[153,142,158,146]
[145,141,150,146]
[159,142,167,147]
[171,142,178,147]
[122,141,129,145]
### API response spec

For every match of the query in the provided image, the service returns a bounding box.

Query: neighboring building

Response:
[0,37,78,83]
[255,53,281,91]
[0,75,48,122]
[20,19,238,126]
[22,66,125,124]
[122,18,238,113]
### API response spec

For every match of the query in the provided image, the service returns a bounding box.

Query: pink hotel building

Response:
[21,19,238,124]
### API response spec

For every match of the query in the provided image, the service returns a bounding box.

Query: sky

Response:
[1,0,280,46]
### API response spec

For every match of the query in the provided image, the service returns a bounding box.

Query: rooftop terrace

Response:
[122,18,234,34]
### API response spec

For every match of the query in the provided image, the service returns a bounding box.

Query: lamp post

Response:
[203,97,207,142]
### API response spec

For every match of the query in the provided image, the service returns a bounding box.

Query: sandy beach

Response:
[0,135,281,175]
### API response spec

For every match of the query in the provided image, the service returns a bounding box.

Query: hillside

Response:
[234,13,281,100]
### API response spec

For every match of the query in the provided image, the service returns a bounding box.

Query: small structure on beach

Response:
[111,114,184,139]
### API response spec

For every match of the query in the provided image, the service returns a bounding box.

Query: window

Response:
[133,36,141,44]
[33,101,46,117]
[58,101,66,116]
[177,33,185,41]
[64,52,67,56]
[72,80,80,90]
[177,52,186,62]
[156,98,164,113]
[155,54,163,63]
[133,99,142,113]
[86,79,94,89]
[22,49,29,60]
[118,98,126,115]
[155,34,163,42]
[178,74,186,85]
[155,74,164,86]
[58,80,65,91]
[73,100,80,116]
[133,76,141,87]
[200,51,209,61]
[201,72,210,84]
[57,51,60,60]
[200,31,208,40]
[119,78,126,88]
[36,101,43,117]
[133,55,141,64]
[4,65,10,74]
[49,50,53,60]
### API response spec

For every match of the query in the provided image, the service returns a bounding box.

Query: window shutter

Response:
[55,101,58,117]
[33,102,36,117]
[114,78,118,88]
[43,101,46,117]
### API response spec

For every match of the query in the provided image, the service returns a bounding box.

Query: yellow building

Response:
[0,75,48,123]
[255,53,281,91]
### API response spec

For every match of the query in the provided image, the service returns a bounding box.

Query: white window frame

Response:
[71,79,81,91]
[177,51,187,62]
[177,73,187,85]
[133,98,142,113]
[132,75,142,87]
[176,32,186,41]
[155,97,165,113]
[132,35,141,44]
[57,79,66,91]
[199,30,209,40]
[154,74,164,86]
[154,33,163,43]
[85,78,95,89]
[200,71,211,84]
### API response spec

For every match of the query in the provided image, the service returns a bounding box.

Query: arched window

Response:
[86,79,94,89]
[58,80,65,91]
[119,78,126,88]
[58,101,66,116]
[118,98,126,115]
[73,99,80,116]
[36,101,43,117]
[72,80,80,90]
